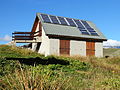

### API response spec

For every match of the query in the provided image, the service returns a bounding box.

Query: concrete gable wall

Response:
[38,27,50,56]
[32,21,50,56]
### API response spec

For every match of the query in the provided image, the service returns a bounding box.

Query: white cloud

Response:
[103,39,120,46]
[0,35,12,41]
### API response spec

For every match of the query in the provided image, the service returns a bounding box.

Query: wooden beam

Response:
[31,16,39,33]
[12,32,39,34]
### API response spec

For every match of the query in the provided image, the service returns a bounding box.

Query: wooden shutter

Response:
[86,41,95,56]
[60,40,70,55]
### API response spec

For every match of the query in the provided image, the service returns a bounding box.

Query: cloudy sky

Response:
[0,35,12,44]
[0,0,120,46]
[103,39,120,46]
[0,35,11,41]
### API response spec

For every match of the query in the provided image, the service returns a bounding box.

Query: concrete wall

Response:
[49,39,59,55]
[95,42,103,57]
[48,39,86,56]
[38,27,50,56]
[70,40,86,56]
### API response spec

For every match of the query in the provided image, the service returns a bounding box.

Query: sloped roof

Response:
[36,13,107,41]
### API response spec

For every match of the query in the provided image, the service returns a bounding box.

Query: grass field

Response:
[0,45,120,90]
[104,48,120,57]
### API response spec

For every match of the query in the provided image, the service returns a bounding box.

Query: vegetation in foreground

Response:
[0,45,120,90]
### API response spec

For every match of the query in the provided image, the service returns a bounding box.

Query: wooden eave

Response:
[47,34,107,42]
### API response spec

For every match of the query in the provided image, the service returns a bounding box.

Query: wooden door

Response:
[60,40,70,55]
[86,41,95,56]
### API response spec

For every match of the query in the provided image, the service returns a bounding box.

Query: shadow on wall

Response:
[6,57,69,66]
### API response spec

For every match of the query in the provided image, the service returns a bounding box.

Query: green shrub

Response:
[71,60,90,71]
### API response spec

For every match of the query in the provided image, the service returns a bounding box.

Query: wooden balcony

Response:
[12,31,42,43]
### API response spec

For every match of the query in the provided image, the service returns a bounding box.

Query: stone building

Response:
[13,13,107,57]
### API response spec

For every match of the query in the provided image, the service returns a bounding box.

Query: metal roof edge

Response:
[46,34,107,41]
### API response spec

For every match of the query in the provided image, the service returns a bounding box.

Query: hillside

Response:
[0,45,120,90]
[104,48,120,57]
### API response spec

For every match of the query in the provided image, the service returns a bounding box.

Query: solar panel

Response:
[87,28,99,36]
[81,32,90,35]
[90,32,98,36]
[73,19,85,29]
[57,17,68,25]
[78,28,90,35]
[81,20,91,29]
[87,28,96,32]
[49,15,59,24]
[80,29,88,32]
[41,14,51,23]
[40,14,99,36]
[66,18,76,27]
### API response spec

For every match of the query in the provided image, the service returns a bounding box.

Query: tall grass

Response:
[60,55,120,73]
[0,45,120,90]
[0,64,71,90]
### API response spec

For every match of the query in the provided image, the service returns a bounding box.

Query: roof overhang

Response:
[47,34,107,42]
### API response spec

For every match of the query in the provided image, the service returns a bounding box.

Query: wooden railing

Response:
[12,31,40,40]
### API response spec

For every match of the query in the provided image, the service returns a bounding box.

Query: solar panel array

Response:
[41,14,51,23]
[49,15,59,24]
[40,14,99,36]
[81,21,98,36]
[66,18,76,27]
[58,17,68,25]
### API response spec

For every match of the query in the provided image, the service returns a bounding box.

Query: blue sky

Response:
[0,0,120,44]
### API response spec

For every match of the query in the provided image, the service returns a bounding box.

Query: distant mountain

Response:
[103,39,120,48]
[103,46,120,48]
